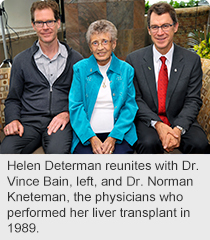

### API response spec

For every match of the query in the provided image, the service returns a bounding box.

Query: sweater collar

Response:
[31,40,72,57]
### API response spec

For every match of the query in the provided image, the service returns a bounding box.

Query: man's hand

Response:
[155,121,179,151]
[4,120,24,137]
[102,137,116,154]
[47,111,69,135]
[89,136,103,154]
[164,127,182,152]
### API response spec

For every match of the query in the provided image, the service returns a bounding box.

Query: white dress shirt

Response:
[151,44,185,134]
[153,43,174,86]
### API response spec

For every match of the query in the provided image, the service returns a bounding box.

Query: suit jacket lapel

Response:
[142,45,158,109]
[166,44,184,110]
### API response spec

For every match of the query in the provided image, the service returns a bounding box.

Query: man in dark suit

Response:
[126,2,209,153]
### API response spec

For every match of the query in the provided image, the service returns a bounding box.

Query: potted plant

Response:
[188,26,210,59]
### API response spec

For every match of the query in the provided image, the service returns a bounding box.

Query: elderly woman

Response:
[69,19,138,154]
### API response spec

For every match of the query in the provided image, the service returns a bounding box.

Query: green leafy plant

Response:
[145,1,151,14]
[145,0,199,13]
[169,0,181,8]
[186,0,199,7]
[189,28,210,59]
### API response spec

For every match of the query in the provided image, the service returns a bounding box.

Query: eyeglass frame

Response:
[149,23,175,33]
[33,20,57,28]
[91,39,112,47]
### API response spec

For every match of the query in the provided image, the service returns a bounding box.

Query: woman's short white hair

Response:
[86,19,118,44]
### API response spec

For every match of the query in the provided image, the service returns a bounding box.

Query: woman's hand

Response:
[102,137,116,154]
[89,136,103,154]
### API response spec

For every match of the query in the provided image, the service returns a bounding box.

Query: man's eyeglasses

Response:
[33,20,57,28]
[91,39,111,47]
[149,23,175,33]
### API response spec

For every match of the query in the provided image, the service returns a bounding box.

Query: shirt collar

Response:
[98,57,112,71]
[153,43,174,64]
[34,40,67,60]
[87,52,121,76]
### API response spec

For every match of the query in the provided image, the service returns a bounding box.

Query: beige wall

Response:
[4,0,34,29]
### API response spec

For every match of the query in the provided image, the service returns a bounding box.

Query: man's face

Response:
[32,8,60,45]
[148,12,178,55]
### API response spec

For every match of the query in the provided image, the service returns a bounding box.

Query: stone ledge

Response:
[0,28,36,43]
[0,26,65,43]
[175,5,210,15]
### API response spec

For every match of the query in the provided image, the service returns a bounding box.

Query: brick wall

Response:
[174,5,210,48]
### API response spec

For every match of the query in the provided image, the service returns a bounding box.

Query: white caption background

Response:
[0,154,209,240]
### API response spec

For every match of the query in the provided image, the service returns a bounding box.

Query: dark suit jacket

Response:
[126,44,203,131]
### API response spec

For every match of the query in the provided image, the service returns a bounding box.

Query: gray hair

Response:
[86,19,118,44]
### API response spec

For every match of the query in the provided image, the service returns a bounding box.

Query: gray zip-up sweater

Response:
[4,41,83,125]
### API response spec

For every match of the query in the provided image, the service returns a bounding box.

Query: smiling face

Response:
[148,12,178,55]
[89,32,116,66]
[32,8,60,46]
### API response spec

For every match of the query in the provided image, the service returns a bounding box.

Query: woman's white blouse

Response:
[90,59,114,133]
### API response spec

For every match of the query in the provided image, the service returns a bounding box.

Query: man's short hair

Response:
[30,0,60,23]
[147,2,178,28]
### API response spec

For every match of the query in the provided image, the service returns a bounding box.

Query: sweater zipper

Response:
[49,85,53,115]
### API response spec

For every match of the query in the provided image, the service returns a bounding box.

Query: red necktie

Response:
[158,56,170,126]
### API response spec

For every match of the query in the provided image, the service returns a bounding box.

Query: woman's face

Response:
[89,32,116,66]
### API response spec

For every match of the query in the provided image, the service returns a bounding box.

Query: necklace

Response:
[102,75,108,88]
[98,60,111,88]
[102,81,106,88]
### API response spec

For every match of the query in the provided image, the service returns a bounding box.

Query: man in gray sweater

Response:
[1,1,83,154]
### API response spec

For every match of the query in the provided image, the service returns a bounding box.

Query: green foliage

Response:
[179,1,186,7]
[145,0,199,13]
[145,1,150,14]
[189,30,210,59]
[186,0,199,7]
[170,1,181,8]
